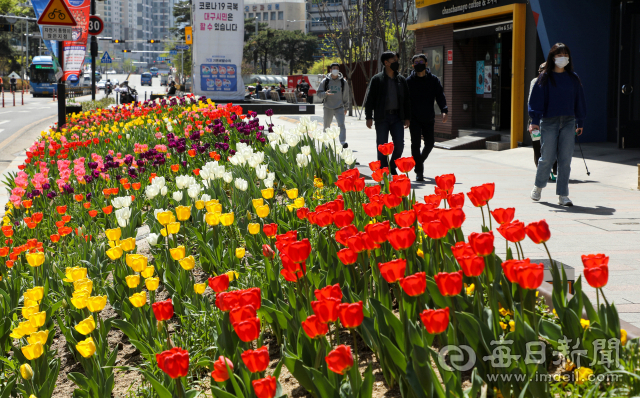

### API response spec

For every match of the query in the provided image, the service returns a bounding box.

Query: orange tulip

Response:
[102,188,111,196]
[61,215,71,223]
[2,226,13,237]
[123,183,131,190]
[132,182,141,191]
[88,210,98,218]
[50,234,61,243]
[102,206,113,215]
[22,200,33,209]
[171,164,180,172]
[74,194,84,202]
[110,187,119,195]
[58,226,72,236]
[188,149,196,157]
[26,222,37,229]
[32,213,43,223]
[83,202,91,209]
[6,260,14,268]
[0,247,9,256]
[119,178,129,185]
[55,221,65,228]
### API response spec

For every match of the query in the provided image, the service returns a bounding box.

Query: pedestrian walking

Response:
[406,54,448,182]
[529,62,557,181]
[529,43,587,206]
[255,80,263,92]
[10,76,17,92]
[316,63,350,148]
[364,51,411,175]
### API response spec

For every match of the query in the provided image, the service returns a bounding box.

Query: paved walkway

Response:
[275,106,640,328]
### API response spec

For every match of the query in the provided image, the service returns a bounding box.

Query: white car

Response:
[97,79,107,89]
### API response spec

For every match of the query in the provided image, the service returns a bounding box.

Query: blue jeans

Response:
[375,113,404,174]
[534,116,575,196]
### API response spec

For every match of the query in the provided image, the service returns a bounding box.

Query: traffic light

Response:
[148,39,160,43]
[113,39,125,43]
[122,49,131,53]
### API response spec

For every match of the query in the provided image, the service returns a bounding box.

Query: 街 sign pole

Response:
[57,40,65,131]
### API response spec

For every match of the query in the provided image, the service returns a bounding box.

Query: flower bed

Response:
[0,97,637,398]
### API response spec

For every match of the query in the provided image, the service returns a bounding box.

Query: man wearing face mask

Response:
[317,63,350,148]
[364,51,411,175]
[406,54,448,182]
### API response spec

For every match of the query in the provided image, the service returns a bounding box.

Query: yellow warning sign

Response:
[37,0,77,27]
[185,26,192,44]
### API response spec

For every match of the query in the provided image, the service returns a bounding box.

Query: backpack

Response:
[322,77,345,103]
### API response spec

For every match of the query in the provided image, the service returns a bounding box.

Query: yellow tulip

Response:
[74,278,93,294]
[76,337,96,358]
[252,198,264,209]
[25,252,45,267]
[509,320,515,332]
[286,204,294,212]
[120,237,136,252]
[293,197,305,209]
[286,188,298,199]
[580,319,590,329]
[167,222,180,235]
[465,283,476,296]
[417,248,424,258]
[126,254,148,272]
[261,188,274,199]
[575,367,593,385]
[195,200,205,210]
[205,212,220,226]
[156,211,173,226]
[63,267,87,282]
[256,205,269,219]
[205,201,222,214]
[27,330,49,346]
[220,212,235,226]
[108,239,121,248]
[29,311,46,328]
[226,270,239,281]
[129,291,147,307]
[175,206,191,221]
[106,246,124,260]
[24,286,44,302]
[125,275,140,288]
[22,305,39,319]
[86,296,107,312]
[105,227,122,242]
[24,299,38,308]
[141,266,155,279]
[236,248,246,259]
[621,329,628,345]
[21,342,44,360]
[145,277,160,291]
[11,321,38,339]
[71,291,89,309]
[74,316,96,335]
[170,246,186,261]
[179,255,196,270]
[194,283,206,295]
[20,363,34,380]
[248,223,260,235]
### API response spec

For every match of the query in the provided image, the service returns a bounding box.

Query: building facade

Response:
[243,0,306,32]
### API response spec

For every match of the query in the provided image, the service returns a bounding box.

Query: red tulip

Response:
[435,174,456,193]
[525,220,551,244]
[438,208,465,230]
[434,187,449,200]
[263,223,278,237]
[420,308,450,334]
[498,220,526,243]
[466,191,487,207]
[333,209,354,228]
[369,160,381,171]
[501,259,530,283]
[211,356,234,381]
[241,346,269,373]
[286,239,312,263]
[280,259,305,282]
[388,227,416,250]
[335,177,355,193]
[378,259,406,283]
[491,208,515,225]
[417,208,439,224]
[215,291,240,312]
[312,297,341,323]
[262,244,275,259]
[341,168,360,179]
[302,315,329,339]
[451,242,475,259]
[325,345,354,375]
[347,235,365,253]
[424,194,442,207]
[382,193,402,209]
[239,287,262,310]
[233,317,261,342]
[470,183,494,202]
[378,142,394,156]
[315,210,334,227]
[252,376,277,398]
[335,225,359,246]
[208,274,230,293]
[372,167,390,182]
[152,299,174,321]
[515,262,544,290]
[354,177,365,192]
[338,301,363,328]
[395,156,416,173]
[583,263,609,288]
[359,232,379,251]
[468,231,494,256]
[365,221,390,244]
[447,192,465,209]
[457,255,486,277]
[581,254,609,268]
[156,347,189,379]
[362,201,384,218]
[296,207,310,220]
[229,305,257,326]
[434,271,463,296]
[337,247,358,265]
[394,210,416,227]
[390,177,411,197]
[364,185,381,199]
[399,272,426,296]
[315,284,343,301]
[424,220,449,240]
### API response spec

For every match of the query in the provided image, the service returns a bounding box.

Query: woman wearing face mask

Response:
[529,43,587,206]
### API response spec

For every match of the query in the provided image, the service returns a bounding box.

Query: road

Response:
[123,73,166,101]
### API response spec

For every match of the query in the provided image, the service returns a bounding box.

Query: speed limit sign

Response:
[88,15,104,36]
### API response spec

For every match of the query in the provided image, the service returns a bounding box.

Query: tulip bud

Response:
[20,363,33,380]
[262,244,274,259]
[157,320,165,333]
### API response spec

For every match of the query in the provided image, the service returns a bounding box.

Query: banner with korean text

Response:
[192,0,244,100]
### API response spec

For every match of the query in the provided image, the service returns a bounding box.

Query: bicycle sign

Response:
[37,0,77,27]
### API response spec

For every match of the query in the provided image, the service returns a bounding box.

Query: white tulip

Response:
[199,169,211,180]
[267,133,280,143]
[161,186,168,196]
[145,184,159,199]
[234,178,248,191]
[279,144,290,154]
[301,145,311,156]
[223,172,233,183]
[187,184,202,199]
[300,116,311,127]
[253,152,265,164]
[126,134,131,140]
[117,217,128,228]
[115,206,131,220]
[296,153,309,167]
[153,208,166,219]
[256,165,268,180]
[112,196,132,209]
[267,172,275,181]
[285,133,300,147]
[175,175,191,189]
[152,176,166,189]
[201,193,211,202]
[173,190,183,201]
[147,233,159,246]
[273,125,286,136]
[264,178,274,188]
[307,120,318,132]
[270,141,277,150]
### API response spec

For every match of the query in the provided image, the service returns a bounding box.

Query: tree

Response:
[245,29,279,74]
[275,30,317,74]
[244,18,269,42]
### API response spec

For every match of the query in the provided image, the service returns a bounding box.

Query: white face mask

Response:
[555,56,569,68]
[331,70,339,76]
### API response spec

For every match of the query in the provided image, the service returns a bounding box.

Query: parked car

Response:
[141,72,152,86]
[97,79,107,90]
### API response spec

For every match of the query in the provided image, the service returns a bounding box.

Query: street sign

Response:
[101,51,112,64]
[175,45,189,50]
[185,26,192,44]
[5,13,17,24]
[9,72,20,79]
[88,15,104,36]
[37,0,77,26]
[170,50,177,55]
[157,56,166,61]
[42,25,72,40]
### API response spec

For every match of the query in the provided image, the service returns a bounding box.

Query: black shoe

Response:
[342,143,348,149]
[416,175,425,182]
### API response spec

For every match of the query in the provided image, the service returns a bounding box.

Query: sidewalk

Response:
[274,106,640,328]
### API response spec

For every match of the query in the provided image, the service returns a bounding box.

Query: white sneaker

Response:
[558,196,573,206]
[530,186,542,201]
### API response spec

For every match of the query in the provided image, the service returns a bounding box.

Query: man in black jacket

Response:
[406,54,448,182]
[364,51,411,175]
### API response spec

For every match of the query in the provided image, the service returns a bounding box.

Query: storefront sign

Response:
[192,0,245,100]
[453,20,513,39]
[476,61,484,94]
[417,0,525,24]
[447,49,453,64]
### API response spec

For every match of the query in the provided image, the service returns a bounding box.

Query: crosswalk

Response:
[0,121,9,125]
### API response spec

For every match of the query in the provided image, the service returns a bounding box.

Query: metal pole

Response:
[181,50,183,85]
[91,0,97,100]
[57,41,65,131]
[26,19,29,74]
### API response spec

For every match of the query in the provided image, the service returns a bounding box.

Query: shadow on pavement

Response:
[568,179,599,184]
[538,202,616,216]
